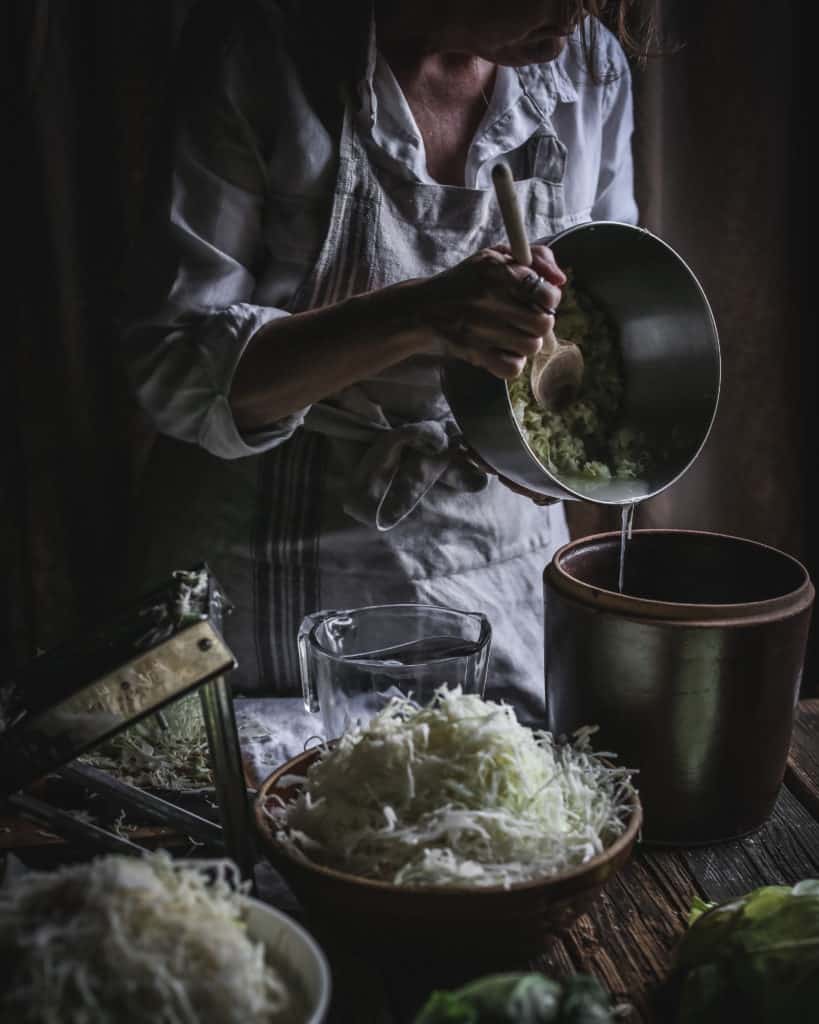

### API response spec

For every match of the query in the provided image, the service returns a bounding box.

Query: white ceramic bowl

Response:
[244,897,332,1023]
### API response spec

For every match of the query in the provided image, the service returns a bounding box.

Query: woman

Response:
[123,0,647,722]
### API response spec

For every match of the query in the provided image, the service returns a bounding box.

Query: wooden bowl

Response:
[254,747,642,959]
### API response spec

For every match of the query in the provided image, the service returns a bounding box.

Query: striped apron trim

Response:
[253,429,325,689]
[252,124,375,693]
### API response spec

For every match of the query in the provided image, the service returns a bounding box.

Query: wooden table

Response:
[302,700,819,1023]
[3,702,817,1022]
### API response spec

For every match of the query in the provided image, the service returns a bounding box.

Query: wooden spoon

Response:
[491,163,583,409]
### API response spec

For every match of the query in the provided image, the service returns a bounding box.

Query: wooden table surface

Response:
[3,701,817,1022]
[311,699,819,1023]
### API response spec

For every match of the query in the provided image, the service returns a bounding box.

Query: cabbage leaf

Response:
[670,879,819,1022]
[413,972,616,1023]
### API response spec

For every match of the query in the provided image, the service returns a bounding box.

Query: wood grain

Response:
[313,849,698,1024]
[683,785,819,903]
[786,699,819,821]
[6,700,817,1024]
[534,849,696,1023]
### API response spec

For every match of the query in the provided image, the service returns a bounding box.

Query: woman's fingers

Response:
[449,305,548,377]
[484,349,528,378]
[504,262,562,313]
[446,339,527,379]
[464,247,562,313]
[466,305,552,351]
[457,445,561,505]
[422,245,565,381]
[498,475,561,506]
[494,243,567,287]
[529,244,567,287]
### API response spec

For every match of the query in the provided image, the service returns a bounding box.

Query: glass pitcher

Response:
[298,603,491,739]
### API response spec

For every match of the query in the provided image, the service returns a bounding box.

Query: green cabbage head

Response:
[671,879,819,1022]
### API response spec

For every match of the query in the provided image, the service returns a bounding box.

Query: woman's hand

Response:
[230,243,564,432]
[456,445,561,507]
[416,244,566,379]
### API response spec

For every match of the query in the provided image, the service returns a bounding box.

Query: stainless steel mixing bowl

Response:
[442,221,721,504]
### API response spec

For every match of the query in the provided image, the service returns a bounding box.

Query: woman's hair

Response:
[571,0,661,79]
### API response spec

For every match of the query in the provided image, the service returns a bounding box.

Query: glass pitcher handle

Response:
[465,610,492,698]
[297,614,321,714]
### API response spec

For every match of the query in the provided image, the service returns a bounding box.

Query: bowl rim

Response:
[242,895,332,1024]
[253,745,642,898]
[301,601,492,669]
[545,528,815,624]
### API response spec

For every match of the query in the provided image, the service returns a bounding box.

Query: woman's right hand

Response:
[414,244,566,379]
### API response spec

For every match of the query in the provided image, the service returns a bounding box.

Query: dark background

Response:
[5,1,815,694]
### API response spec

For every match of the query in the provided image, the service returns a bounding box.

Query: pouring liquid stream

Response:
[618,502,638,593]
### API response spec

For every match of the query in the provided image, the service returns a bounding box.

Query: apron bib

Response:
[135,85,575,720]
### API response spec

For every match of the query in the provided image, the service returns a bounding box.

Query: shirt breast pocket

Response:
[527,130,567,184]
[526,131,592,236]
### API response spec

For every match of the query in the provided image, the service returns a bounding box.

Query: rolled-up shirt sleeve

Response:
[122,48,307,459]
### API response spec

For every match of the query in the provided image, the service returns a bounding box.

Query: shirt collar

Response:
[357,12,579,186]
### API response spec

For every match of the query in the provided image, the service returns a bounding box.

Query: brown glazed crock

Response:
[544,529,815,844]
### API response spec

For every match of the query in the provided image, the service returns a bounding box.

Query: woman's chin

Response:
[490,36,567,67]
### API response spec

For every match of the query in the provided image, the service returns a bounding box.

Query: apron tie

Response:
[304,403,489,531]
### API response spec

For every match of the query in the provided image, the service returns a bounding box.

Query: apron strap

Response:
[304,405,488,531]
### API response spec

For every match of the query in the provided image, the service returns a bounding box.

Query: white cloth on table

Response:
[236,698,321,789]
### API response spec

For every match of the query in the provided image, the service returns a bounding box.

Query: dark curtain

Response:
[5,0,190,660]
[6,1,815,692]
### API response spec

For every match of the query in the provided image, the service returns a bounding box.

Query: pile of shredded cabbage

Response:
[79,570,217,791]
[508,274,658,481]
[0,852,305,1024]
[81,693,214,791]
[265,687,635,889]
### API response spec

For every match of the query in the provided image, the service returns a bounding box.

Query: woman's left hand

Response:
[456,445,560,507]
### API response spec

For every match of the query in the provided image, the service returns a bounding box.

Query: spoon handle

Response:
[492,163,532,267]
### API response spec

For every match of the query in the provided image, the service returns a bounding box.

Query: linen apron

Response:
[134,86,575,722]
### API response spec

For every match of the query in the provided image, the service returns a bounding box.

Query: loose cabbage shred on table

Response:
[265,686,635,888]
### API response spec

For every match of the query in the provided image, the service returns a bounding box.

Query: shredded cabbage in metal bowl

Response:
[0,852,307,1024]
[264,687,636,889]
[508,274,657,482]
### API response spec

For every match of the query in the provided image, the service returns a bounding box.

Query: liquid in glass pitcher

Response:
[298,603,491,739]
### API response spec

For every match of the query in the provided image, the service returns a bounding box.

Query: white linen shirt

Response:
[122,7,639,460]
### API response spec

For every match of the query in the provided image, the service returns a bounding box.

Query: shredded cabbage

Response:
[508,274,661,482]
[173,567,210,621]
[0,852,307,1024]
[81,693,213,791]
[77,570,216,791]
[265,687,636,889]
